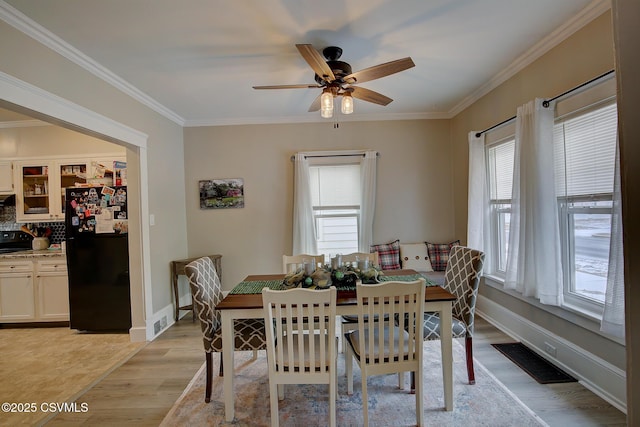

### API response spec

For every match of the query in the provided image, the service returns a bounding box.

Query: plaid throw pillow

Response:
[370,239,401,270]
[426,240,460,271]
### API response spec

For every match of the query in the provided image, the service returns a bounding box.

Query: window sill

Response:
[482,275,624,345]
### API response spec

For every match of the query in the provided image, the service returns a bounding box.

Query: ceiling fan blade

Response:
[351,86,393,106]
[296,44,335,83]
[308,94,321,112]
[344,57,415,84]
[253,84,320,90]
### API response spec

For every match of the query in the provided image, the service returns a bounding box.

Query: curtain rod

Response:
[475,69,615,138]
[290,152,380,161]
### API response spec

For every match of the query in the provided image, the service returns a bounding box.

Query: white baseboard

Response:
[476,294,627,413]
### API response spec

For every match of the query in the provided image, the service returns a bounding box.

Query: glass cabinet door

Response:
[59,162,87,214]
[20,164,51,217]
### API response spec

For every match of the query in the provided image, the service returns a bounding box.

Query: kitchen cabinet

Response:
[14,159,58,222]
[35,260,69,321]
[0,161,13,193]
[14,156,124,222]
[0,257,69,323]
[0,260,35,321]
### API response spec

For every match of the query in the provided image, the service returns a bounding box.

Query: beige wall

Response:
[0,19,188,330]
[612,0,640,421]
[184,119,453,289]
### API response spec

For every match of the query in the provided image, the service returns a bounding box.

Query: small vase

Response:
[32,237,49,251]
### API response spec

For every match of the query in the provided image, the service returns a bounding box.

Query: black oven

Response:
[0,231,32,254]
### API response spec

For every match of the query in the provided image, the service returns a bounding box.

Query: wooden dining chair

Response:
[344,279,426,426]
[262,286,338,427]
[339,251,381,352]
[282,254,326,273]
[185,256,267,403]
[341,251,379,267]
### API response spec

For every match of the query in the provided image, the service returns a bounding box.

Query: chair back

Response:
[262,287,337,377]
[342,252,379,267]
[354,280,425,371]
[443,246,485,335]
[185,256,223,352]
[282,254,326,273]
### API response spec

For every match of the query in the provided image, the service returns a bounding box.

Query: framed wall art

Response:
[199,178,244,209]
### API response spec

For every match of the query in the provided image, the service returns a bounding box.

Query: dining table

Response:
[216,269,456,422]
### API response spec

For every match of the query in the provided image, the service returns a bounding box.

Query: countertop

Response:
[0,249,66,260]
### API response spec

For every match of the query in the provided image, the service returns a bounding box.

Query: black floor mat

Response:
[492,342,577,384]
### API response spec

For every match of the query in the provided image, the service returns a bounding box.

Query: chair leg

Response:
[218,352,224,377]
[345,341,354,395]
[269,380,280,427]
[465,336,476,385]
[329,367,337,427]
[205,352,213,403]
[415,366,424,427]
[361,370,369,427]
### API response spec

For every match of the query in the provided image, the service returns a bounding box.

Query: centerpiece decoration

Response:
[282,254,383,290]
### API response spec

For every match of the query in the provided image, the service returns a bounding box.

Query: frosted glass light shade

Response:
[341,94,353,114]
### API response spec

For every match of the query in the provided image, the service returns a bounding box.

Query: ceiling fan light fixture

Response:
[320,88,334,118]
[341,92,354,114]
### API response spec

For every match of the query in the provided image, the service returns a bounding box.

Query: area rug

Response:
[492,342,577,384]
[161,340,548,427]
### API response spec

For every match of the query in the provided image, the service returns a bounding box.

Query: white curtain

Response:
[292,153,318,254]
[359,151,377,251]
[601,140,625,338]
[467,131,490,259]
[505,99,563,305]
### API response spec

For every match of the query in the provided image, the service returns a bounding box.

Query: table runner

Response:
[229,273,434,295]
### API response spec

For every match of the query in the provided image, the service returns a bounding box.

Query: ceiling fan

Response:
[253,44,415,117]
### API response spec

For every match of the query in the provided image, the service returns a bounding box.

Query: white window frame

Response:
[554,99,617,316]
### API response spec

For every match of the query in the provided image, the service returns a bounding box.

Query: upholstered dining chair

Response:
[185,256,267,403]
[344,279,426,427]
[407,245,484,387]
[282,254,326,273]
[262,286,338,427]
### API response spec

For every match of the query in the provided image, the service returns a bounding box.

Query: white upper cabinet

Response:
[0,161,13,193]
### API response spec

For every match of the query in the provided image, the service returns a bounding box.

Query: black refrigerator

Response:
[65,186,131,331]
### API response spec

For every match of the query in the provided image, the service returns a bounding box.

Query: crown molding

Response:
[0,1,185,126]
[448,0,612,117]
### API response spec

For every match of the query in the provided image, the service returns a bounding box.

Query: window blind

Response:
[554,103,617,197]
[487,140,515,200]
[309,165,361,207]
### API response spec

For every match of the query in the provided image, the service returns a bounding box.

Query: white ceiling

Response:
[1,0,605,127]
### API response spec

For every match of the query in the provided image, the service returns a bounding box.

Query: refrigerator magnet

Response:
[71,216,80,226]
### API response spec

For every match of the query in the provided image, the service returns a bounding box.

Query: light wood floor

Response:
[3,313,625,426]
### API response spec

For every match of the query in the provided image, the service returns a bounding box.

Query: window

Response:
[484,102,618,315]
[309,163,361,258]
[486,139,515,276]
[554,102,617,312]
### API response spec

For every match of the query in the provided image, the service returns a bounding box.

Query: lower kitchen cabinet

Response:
[0,257,69,323]
[0,261,35,321]
[35,260,69,321]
